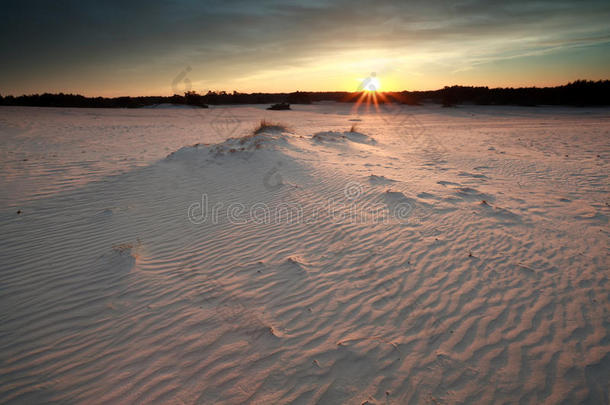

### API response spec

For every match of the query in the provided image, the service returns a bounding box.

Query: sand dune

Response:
[0,104,608,404]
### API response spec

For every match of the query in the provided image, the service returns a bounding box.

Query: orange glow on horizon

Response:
[349,89,415,115]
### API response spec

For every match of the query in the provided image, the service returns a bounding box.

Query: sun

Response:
[349,71,407,115]
[365,76,381,92]
[358,73,381,92]
[349,71,410,115]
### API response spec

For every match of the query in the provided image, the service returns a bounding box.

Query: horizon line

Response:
[2,79,609,99]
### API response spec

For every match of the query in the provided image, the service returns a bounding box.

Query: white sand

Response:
[0,104,608,404]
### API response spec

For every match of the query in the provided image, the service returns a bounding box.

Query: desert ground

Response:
[0,104,608,404]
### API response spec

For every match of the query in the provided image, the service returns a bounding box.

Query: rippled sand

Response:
[1,105,608,404]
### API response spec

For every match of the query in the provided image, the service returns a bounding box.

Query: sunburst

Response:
[348,74,412,114]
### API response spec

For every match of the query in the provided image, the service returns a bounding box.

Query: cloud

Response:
[1,0,608,93]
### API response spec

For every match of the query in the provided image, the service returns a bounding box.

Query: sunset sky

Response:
[1,0,609,96]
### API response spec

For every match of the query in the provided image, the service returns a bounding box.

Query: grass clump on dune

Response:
[232,119,289,148]
[253,119,288,135]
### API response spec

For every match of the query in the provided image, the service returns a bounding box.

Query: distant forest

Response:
[1,80,608,108]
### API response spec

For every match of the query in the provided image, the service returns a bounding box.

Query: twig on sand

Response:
[516,262,536,272]
[337,336,402,354]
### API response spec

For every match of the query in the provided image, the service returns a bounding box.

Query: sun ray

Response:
[372,91,380,113]
[351,91,369,114]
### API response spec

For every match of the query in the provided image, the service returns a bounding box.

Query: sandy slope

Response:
[0,105,609,404]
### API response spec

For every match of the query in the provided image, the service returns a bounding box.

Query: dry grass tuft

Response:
[253,119,288,135]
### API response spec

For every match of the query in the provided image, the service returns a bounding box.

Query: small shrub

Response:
[253,119,288,134]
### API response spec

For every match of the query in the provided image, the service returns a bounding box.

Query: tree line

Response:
[1,80,608,108]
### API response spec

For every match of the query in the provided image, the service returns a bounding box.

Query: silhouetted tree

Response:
[184,91,208,107]
[287,91,312,104]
